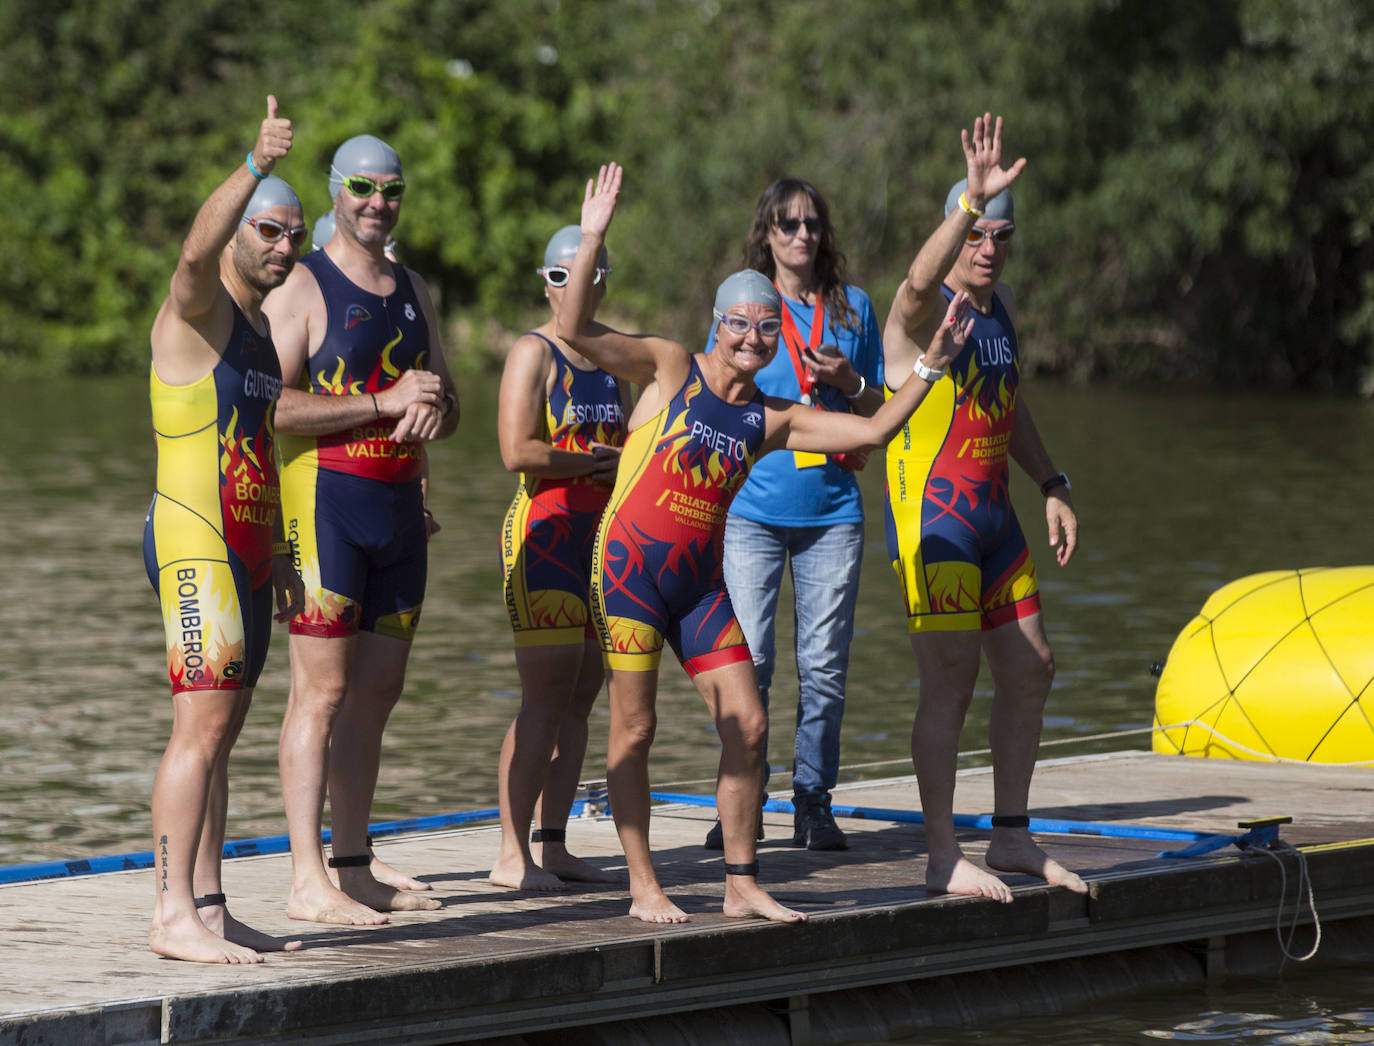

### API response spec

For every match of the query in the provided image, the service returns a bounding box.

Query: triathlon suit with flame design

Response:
[277,251,430,641]
[143,299,283,693]
[883,285,1041,633]
[591,356,767,676]
[501,334,628,646]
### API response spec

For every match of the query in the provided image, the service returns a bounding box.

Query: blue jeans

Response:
[722,515,864,801]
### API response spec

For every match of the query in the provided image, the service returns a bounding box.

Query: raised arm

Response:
[167,97,294,324]
[885,113,1026,373]
[555,163,687,393]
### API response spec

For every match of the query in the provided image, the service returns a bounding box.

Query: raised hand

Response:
[925,290,975,370]
[580,163,623,239]
[250,95,294,177]
[960,113,1026,210]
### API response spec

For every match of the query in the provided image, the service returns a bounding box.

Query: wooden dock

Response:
[3,751,1372,1046]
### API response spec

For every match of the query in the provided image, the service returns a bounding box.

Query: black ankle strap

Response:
[193,892,227,908]
[990,815,1030,829]
[328,853,371,868]
[531,828,566,844]
[723,861,759,877]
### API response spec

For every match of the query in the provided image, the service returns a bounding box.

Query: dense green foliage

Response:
[3,0,1371,390]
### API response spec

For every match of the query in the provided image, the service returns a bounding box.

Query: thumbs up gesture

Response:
[249,95,294,177]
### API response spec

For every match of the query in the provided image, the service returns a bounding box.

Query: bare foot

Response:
[986,830,1088,894]
[196,901,303,953]
[723,879,808,923]
[369,852,433,892]
[488,856,571,893]
[925,851,1014,903]
[287,881,390,925]
[628,889,690,924]
[539,850,624,884]
[149,913,264,964]
[337,870,443,912]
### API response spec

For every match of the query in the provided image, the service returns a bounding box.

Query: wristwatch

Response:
[1040,472,1071,496]
[912,355,945,383]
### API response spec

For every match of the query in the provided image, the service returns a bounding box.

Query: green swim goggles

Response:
[341,174,406,201]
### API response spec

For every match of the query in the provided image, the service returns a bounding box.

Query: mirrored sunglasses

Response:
[966,224,1015,246]
[342,174,406,201]
[715,311,782,337]
[540,265,609,287]
[243,216,309,248]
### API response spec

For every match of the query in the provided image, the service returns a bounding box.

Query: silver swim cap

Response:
[713,269,781,316]
[945,178,1014,223]
[329,134,403,199]
[542,225,608,270]
[243,174,302,220]
[312,212,335,251]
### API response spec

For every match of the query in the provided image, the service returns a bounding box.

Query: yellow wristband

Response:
[958,192,985,218]
[272,540,293,557]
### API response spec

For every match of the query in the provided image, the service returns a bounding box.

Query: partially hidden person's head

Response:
[329,134,404,250]
[945,177,1016,290]
[711,269,782,374]
[311,211,335,251]
[538,225,610,305]
[232,174,305,293]
[745,177,846,292]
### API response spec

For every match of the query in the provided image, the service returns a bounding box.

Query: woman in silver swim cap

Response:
[553,163,975,928]
[489,225,630,893]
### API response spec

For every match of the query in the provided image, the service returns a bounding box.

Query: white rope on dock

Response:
[1249,842,1322,966]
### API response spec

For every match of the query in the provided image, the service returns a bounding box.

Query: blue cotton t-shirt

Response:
[705,282,884,526]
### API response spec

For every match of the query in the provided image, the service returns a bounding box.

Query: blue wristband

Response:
[245,151,266,180]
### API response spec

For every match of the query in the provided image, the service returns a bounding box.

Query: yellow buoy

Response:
[1153,566,1374,762]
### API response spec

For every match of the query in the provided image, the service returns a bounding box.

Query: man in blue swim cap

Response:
[264,130,458,926]
[145,95,306,963]
[882,113,1084,903]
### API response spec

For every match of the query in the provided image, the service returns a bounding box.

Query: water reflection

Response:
[1,377,1371,865]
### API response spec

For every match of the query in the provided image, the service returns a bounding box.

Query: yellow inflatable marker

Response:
[1154,566,1374,762]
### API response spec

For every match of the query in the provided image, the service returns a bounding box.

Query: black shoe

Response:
[703,801,766,850]
[792,795,848,851]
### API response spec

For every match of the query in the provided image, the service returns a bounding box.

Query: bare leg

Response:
[909,630,1013,903]
[532,637,621,884]
[605,666,688,923]
[328,630,441,912]
[696,662,806,923]
[490,642,585,891]
[191,691,302,952]
[279,633,388,926]
[982,614,1086,894]
[149,687,264,962]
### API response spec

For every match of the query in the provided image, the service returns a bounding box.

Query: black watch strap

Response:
[1040,472,1070,496]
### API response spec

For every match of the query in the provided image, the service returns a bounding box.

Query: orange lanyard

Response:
[777,286,824,406]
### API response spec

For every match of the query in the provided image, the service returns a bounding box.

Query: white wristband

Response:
[912,355,945,383]
[845,374,867,400]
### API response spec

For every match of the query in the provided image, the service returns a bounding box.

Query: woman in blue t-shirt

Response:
[704,178,884,852]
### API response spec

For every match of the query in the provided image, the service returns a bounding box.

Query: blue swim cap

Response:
[713,269,781,316]
[945,178,1014,223]
[329,134,403,199]
[542,225,609,271]
[243,174,302,220]
[312,212,335,251]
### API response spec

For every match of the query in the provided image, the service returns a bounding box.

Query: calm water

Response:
[1,375,1371,1039]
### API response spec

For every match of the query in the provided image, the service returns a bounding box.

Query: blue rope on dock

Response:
[646,791,1261,856]
[0,801,566,886]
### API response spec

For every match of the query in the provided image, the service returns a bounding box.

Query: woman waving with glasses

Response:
[491,226,632,893]
[555,163,974,924]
